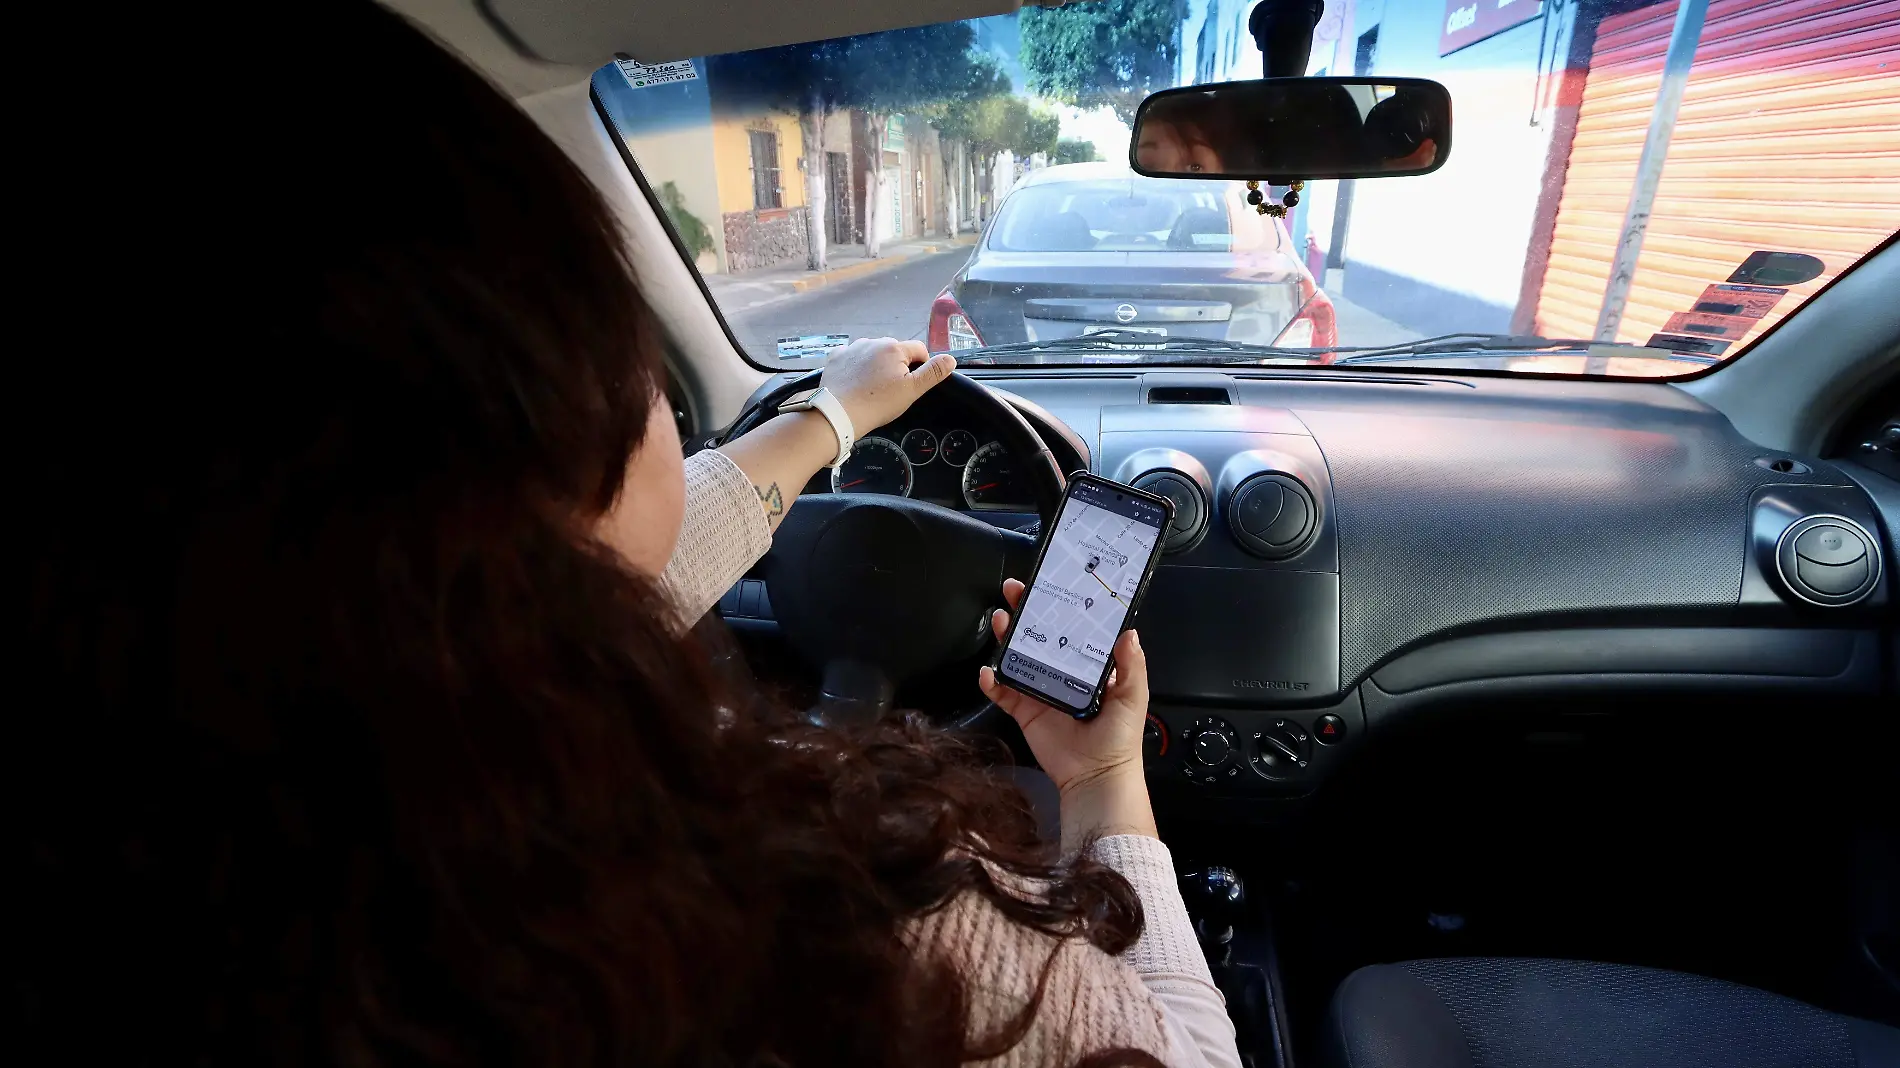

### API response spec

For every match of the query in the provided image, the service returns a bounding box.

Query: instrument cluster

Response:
[807,414,1033,513]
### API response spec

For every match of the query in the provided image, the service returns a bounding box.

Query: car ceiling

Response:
[387,0,1060,98]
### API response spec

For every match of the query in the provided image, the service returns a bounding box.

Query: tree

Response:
[1023,108,1062,160]
[709,24,996,265]
[837,24,997,258]
[955,96,1060,225]
[921,58,1011,236]
[1021,0,1185,125]
[1054,138,1102,166]
[657,181,715,262]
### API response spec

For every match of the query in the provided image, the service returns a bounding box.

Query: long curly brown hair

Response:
[16,3,1155,1066]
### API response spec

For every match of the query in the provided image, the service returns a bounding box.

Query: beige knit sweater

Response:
[662,450,1241,1068]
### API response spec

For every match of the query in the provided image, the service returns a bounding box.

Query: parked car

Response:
[928,162,1336,359]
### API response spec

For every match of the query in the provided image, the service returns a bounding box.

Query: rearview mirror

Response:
[1131,78,1453,182]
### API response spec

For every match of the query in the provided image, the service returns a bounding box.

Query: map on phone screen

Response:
[1000,480,1167,709]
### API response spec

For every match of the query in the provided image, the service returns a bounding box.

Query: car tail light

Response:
[1274,278,1339,362]
[928,289,985,353]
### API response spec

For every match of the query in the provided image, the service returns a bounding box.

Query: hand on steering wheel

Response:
[819,338,956,436]
[978,578,1150,795]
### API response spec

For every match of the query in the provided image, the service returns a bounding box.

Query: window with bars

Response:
[749,130,781,210]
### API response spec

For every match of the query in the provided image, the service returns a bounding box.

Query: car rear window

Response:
[988,180,1281,254]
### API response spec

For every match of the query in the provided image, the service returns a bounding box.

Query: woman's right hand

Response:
[819,337,955,437]
[978,578,1158,851]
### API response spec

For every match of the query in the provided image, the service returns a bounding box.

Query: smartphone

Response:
[991,473,1174,719]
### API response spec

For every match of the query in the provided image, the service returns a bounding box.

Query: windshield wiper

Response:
[963,329,1330,364]
[1330,333,1709,364]
[962,331,1716,370]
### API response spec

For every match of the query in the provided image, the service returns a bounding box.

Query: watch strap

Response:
[781,386,855,468]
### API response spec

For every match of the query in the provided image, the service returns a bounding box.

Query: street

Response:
[723,248,969,360]
[715,245,1419,360]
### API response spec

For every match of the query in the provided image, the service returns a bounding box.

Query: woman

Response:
[1135,96,1230,175]
[18,3,1237,1066]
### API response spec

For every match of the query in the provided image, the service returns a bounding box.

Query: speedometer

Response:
[961,441,1027,511]
[831,436,913,496]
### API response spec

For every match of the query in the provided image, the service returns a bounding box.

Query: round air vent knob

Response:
[1228,473,1316,559]
[1775,515,1881,606]
[1133,470,1208,553]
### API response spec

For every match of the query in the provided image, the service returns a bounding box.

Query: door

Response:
[826,152,852,245]
[916,165,929,235]
[879,166,901,241]
[1534,0,1899,346]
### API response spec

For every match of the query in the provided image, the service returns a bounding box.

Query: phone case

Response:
[989,472,1175,719]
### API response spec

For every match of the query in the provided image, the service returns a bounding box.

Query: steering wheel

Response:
[731,370,1066,727]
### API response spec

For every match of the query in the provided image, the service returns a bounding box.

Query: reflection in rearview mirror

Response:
[1131,77,1453,183]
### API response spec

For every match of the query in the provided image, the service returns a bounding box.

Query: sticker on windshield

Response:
[776,334,852,359]
[1660,311,1756,343]
[1645,334,1730,358]
[614,56,699,89]
[1689,283,1787,320]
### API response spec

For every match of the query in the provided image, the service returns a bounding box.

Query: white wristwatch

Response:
[779,386,855,469]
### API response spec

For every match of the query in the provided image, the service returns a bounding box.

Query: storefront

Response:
[1530,0,1898,349]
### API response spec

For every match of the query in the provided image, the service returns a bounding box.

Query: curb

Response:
[786,234,976,293]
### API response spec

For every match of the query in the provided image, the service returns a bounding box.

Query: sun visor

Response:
[473,0,1042,66]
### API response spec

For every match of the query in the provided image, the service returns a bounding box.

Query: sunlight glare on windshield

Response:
[592,0,1898,378]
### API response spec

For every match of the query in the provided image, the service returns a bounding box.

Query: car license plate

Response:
[1084,324,1167,336]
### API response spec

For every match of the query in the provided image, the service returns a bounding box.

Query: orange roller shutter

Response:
[1535,0,1900,348]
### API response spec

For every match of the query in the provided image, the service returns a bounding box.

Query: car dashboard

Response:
[797,390,1053,519]
[739,365,1895,816]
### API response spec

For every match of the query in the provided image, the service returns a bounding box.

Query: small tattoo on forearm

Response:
[756,482,784,519]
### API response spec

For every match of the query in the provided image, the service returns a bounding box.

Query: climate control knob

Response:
[1143,714,1169,764]
[1193,730,1232,765]
[1183,716,1241,785]
[1248,718,1312,780]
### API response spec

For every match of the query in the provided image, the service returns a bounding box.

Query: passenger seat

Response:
[1324,958,1900,1067]
[1025,210,1095,251]
[1167,207,1230,250]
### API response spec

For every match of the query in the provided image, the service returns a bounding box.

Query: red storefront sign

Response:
[1440,0,1545,55]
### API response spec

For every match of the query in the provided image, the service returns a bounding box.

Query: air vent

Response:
[1774,515,1881,607]
[1148,386,1232,405]
[1228,473,1317,560]
[1132,470,1209,553]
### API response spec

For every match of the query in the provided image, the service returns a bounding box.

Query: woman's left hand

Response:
[820,338,956,436]
[978,577,1158,851]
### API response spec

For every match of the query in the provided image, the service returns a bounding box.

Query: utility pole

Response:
[1593,0,1709,345]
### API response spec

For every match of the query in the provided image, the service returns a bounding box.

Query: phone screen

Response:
[999,479,1169,710]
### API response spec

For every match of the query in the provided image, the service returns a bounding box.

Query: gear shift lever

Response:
[1181,865,1246,965]
[1182,867,1274,1066]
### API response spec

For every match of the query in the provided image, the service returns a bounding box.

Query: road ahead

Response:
[725,248,969,360]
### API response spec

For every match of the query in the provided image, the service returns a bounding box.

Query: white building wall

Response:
[1180,0,1586,335]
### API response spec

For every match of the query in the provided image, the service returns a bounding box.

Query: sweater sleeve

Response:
[905,862,1242,1068]
[659,449,774,624]
[1089,835,1241,1068]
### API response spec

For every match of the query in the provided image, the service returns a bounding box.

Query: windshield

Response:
[593,0,1898,376]
[989,178,1283,253]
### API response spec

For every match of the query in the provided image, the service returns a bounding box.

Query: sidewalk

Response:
[705,234,976,314]
[1322,268,1423,347]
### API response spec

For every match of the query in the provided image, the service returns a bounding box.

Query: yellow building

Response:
[709,109,812,272]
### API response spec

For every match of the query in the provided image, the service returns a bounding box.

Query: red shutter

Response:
[1535,0,1900,347]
